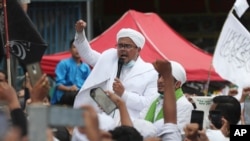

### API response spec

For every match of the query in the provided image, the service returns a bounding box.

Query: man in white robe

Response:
[140,60,194,136]
[73,20,158,120]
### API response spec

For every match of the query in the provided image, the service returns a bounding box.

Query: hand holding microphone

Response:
[113,58,125,96]
[116,58,124,79]
[113,78,125,96]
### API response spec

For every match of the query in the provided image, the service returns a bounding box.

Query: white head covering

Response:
[170,60,186,86]
[116,28,145,48]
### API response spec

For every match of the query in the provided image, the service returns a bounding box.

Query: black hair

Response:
[69,39,74,48]
[50,126,71,141]
[212,95,241,125]
[182,82,204,96]
[109,125,143,141]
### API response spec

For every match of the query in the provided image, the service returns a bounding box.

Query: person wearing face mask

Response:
[184,95,241,141]
[139,61,194,138]
[73,20,158,121]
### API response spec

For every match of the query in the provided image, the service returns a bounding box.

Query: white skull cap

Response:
[170,60,187,86]
[117,28,145,48]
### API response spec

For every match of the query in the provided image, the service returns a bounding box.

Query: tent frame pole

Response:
[2,0,11,85]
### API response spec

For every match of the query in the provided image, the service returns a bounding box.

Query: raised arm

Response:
[153,60,176,123]
[0,81,27,137]
[106,90,133,126]
[74,19,101,66]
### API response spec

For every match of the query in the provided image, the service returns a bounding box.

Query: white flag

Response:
[213,12,250,88]
[234,0,249,18]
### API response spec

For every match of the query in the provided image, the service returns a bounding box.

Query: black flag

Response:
[5,0,47,64]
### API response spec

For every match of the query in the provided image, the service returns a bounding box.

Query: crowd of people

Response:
[1,16,250,141]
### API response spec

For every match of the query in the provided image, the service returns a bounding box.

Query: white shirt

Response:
[158,123,182,141]
[140,95,194,135]
[206,129,229,141]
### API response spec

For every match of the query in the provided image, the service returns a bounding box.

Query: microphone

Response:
[116,58,124,78]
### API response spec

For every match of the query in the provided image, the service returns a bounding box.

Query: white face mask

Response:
[123,60,135,68]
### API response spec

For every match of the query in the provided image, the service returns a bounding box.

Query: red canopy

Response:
[41,10,223,81]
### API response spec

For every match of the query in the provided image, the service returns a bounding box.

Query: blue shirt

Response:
[51,57,91,104]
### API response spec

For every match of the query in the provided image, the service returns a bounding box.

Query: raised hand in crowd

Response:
[152,59,176,123]
[75,20,86,33]
[183,123,209,141]
[25,72,32,92]
[152,60,183,141]
[0,73,51,138]
[0,79,28,138]
[239,86,250,125]
[227,84,238,97]
[29,74,50,104]
[240,87,250,103]
[106,90,133,126]
[77,105,100,141]
[152,60,172,79]
[0,80,21,110]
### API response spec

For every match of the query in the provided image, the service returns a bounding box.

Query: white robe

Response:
[206,129,229,141]
[140,95,194,135]
[158,123,182,141]
[73,32,158,119]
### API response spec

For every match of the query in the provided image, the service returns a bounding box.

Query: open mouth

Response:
[158,86,164,89]
[120,54,128,59]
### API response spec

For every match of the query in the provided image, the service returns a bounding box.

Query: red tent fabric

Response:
[41,10,223,81]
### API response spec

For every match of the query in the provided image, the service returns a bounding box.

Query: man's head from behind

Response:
[108,125,143,141]
[157,60,186,93]
[210,95,241,125]
[116,28,145,64]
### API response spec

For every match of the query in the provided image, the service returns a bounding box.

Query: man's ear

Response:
[137,47,141,53]
[136,48,141,58]
[175,81,182,89]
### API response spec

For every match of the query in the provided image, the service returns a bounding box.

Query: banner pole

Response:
[2,0,11,85]
[203,63,212,96]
